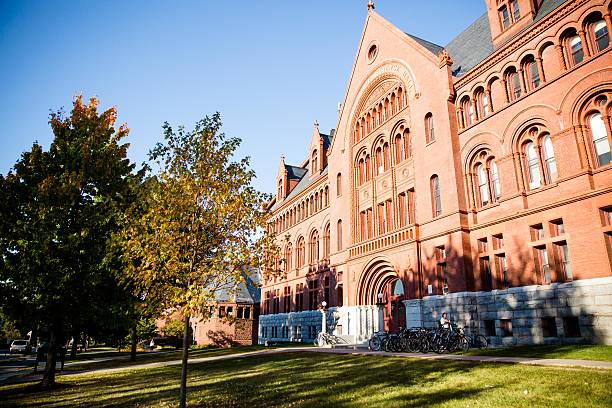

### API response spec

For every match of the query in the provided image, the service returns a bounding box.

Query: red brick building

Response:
[261,0,612,346]
[191,271,260,346]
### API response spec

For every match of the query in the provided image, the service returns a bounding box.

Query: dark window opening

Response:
[500,319,513,337]
[542,317,557,337]
[484,320,496,337]
[563,316,581,337]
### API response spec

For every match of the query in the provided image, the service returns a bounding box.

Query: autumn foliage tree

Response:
[0,97,141,388]
[116,113,277,408]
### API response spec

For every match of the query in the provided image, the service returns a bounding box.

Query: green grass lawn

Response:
[61,345,269,372]
[0,352,610,407]
[462,344,612,361]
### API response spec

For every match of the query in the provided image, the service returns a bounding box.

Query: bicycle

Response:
[367,332,388,351]
[314,332,347,347]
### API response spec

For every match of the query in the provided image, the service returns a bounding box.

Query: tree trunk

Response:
[41,329,58,389]
[70,328,79,359]
[178,314,190,408]
[130,324,137,362]
[82,332,87,352]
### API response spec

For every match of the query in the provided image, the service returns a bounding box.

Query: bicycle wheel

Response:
[474,335,488,349]
[459,337,470,352]
[368,335,381,351]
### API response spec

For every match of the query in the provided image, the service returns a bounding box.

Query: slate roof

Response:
[439,0,569,77]
[270,166,328,212]
[285,165,307,180]
[406,33,444,55]
[214,268,261,304]
[445,13,494,77]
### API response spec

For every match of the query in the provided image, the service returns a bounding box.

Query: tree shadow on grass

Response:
[0,352,610,407]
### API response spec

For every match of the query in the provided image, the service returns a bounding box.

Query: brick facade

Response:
[261,0,612,346]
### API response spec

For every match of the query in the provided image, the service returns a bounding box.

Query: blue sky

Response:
[0,0,485,194]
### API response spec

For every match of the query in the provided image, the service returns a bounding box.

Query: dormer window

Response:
[498,0,520,31]
[312,150,318,174]
[278,179,283,199]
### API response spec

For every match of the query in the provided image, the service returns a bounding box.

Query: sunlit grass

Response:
[1,352,610,407]
[462,344,612,361]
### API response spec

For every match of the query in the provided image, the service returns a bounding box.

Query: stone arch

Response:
[348,61,417,141]
[356,257,400,306]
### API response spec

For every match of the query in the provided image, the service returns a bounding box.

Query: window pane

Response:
[477,164,489,206]
[591,113,611,166]
[543,136,557,182]
[570,36,584,65]
[594,20,609,52]
[526,142,542,189]
[511,0,520,21]
[490,160,501,199]
[529,62,540,88]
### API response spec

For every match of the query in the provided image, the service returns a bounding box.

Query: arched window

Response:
[461,97,474,127]
[405,129,412,159]
[296,237,305,268]
[323,224,330,259]
[524,141,542,190]
[285,243,293,271]
[324,186,329,207]
[365,155,372,181]
[277,179,283,199]
[567,35,584,66]
[590,112,611,167]
[490,159,501,201]
[395,133,404,163]
[358,158,365,185]
[383,143,390,171]
[477,164,489,206]
[336,173,342,196]
[425,113,435,143]
[309,230,319,264]
[591,20,609,53]
[430,175,442,217]
[337,220,343,251]
[469,150,501,208]
[542,135,557,183]
[523,55,540,90]
[475,88,489,119]
[375,146,383,175]
[312,150,318,173]
[506,68,522,101]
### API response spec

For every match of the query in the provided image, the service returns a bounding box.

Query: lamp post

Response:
[320,301,328,335]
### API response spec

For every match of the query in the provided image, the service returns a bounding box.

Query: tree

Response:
[0,96,140,388]
[116,113,276,408]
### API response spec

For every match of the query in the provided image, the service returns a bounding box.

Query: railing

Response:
[349,224,419,257]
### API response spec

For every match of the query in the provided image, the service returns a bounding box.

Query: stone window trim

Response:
[430,175,442,218]
[467,149,501,209]
[528,220,572,284]
[579,92,612,169]
[516,125,558,192]
[424,112,435,144]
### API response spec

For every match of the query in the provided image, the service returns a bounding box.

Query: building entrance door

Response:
[382,279,406,333]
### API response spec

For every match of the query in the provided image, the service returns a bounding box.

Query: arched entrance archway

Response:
[356,258,406,333]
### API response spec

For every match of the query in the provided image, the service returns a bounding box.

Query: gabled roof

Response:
[269,166,328,212]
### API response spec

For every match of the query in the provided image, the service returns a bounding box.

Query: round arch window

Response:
[367,44,378,62]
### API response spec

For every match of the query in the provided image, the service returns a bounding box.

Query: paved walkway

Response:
[2,347,610,384]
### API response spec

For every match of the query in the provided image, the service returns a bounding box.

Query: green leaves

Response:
[116,113,275,318]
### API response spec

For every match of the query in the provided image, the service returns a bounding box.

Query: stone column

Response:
[578,30,591,58]
[535,56,546,84]
[604,14,612,42]
[485,88,493,113]
[555,44,567,71]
